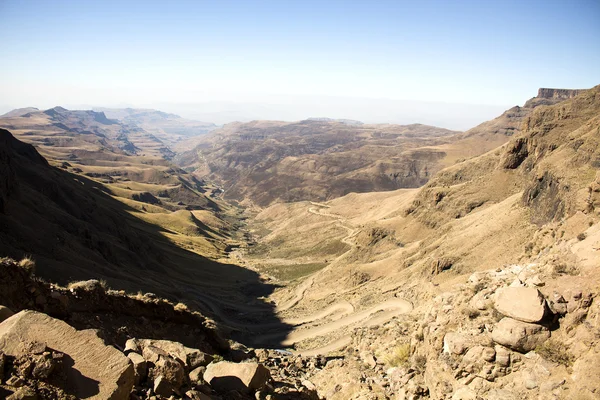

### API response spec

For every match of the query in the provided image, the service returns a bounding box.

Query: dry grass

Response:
[18,256,36,274]
[384,343,411,367]
[535,339,575,367]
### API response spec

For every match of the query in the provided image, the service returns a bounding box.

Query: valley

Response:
[1,86,599,399]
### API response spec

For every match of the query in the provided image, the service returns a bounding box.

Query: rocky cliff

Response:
[537,88,585,100]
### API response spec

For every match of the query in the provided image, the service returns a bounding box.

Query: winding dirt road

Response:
[189,200,413,355]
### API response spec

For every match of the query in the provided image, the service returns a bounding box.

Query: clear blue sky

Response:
[1,0,599,126]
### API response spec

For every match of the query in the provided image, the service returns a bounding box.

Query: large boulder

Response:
[0,310,133,399]
[204,361,270,393]
[494,287,548,323]
[491,317,550,353]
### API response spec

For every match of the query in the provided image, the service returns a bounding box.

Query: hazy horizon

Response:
[1,0,599,129]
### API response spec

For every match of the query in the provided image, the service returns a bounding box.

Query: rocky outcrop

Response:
[0,310,134,399]
[491,317,550,353]
[204,361,271,393]
[494,287,548,323]
[537,88,585,100]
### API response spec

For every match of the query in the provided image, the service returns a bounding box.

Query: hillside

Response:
[96,107,217,149]
[237,86,600,398]
[179,89,575,208]
[179,120,460,206]
[1,87,599,400]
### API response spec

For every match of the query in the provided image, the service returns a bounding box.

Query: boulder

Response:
[189,366,206,384]
[6,386,38,400]
[138,339,187,364]
[443,332,468,355]
[0,311,133,400]
[494,287,548,323]
[491,317,550,353]
[186,348,214,369]
[153,356,185,388]
[494,345,511,367]
[127,352,147,385]
[204,361,270,393]
[153,375,173,397]
[0,306,14,323]
[124,338,140,354]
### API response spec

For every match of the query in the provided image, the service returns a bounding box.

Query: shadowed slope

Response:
[0,128,291,347]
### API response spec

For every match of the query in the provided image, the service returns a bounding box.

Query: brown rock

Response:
[139,339,187,365]
[127,352,147,385]
[0,351,6,382]
[491,317,550,353]
[6,386,37,400]
[153,375,173,397]
[189,366,206,384]
[142,345,169,364]
[443,332,468,355]
[186,348,214,369]
[494,287,548,323]
[0,310,133,400]
[124,338,140,354]
[154,356,185,388]
[494,346,511,367]
[204,361,270,393]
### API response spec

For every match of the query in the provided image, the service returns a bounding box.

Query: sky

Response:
[1,0,599,129]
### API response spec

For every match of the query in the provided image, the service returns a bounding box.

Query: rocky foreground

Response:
[1,255,599,399]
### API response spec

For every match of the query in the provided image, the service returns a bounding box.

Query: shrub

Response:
[18,256,35,274]
[577,232,587,241]
[535,340,575,367]
[413,354,427,372]
[384,343,411,367]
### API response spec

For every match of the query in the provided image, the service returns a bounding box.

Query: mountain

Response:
[96,107,217,149]
[1,87,599,400]
[0,107,40,118]
[240,86,600,398]
[179,120,460,207]
[179,88,579,208]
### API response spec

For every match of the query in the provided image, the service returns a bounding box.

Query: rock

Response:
[186,348,214,369]
[451,387,478,400]
[30,352,56,379]
[204,361,270,393]
[189,366,206,384]
[142,345,169,364]
[124,338,140,354]
[540,379,565,392]
[0,310,133,400]
[482,347,496,362]
[153,375,173,397]
[443,332,468,355]
[491,317,550,353]
[494,346,511,367]
[138,339,187,365]
[361,353,377,368]
[0,306,14,323]
[127,352,147,385]
[548,301,567,315]
[494,287,548,323]
[525,275,544,287]
[523,371,538,389]
[6,375,24,387]
[6,386,37,400]
[186,390,212,400]
[154,356,185,388]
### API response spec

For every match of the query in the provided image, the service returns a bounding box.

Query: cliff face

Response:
[537,88,585,100]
